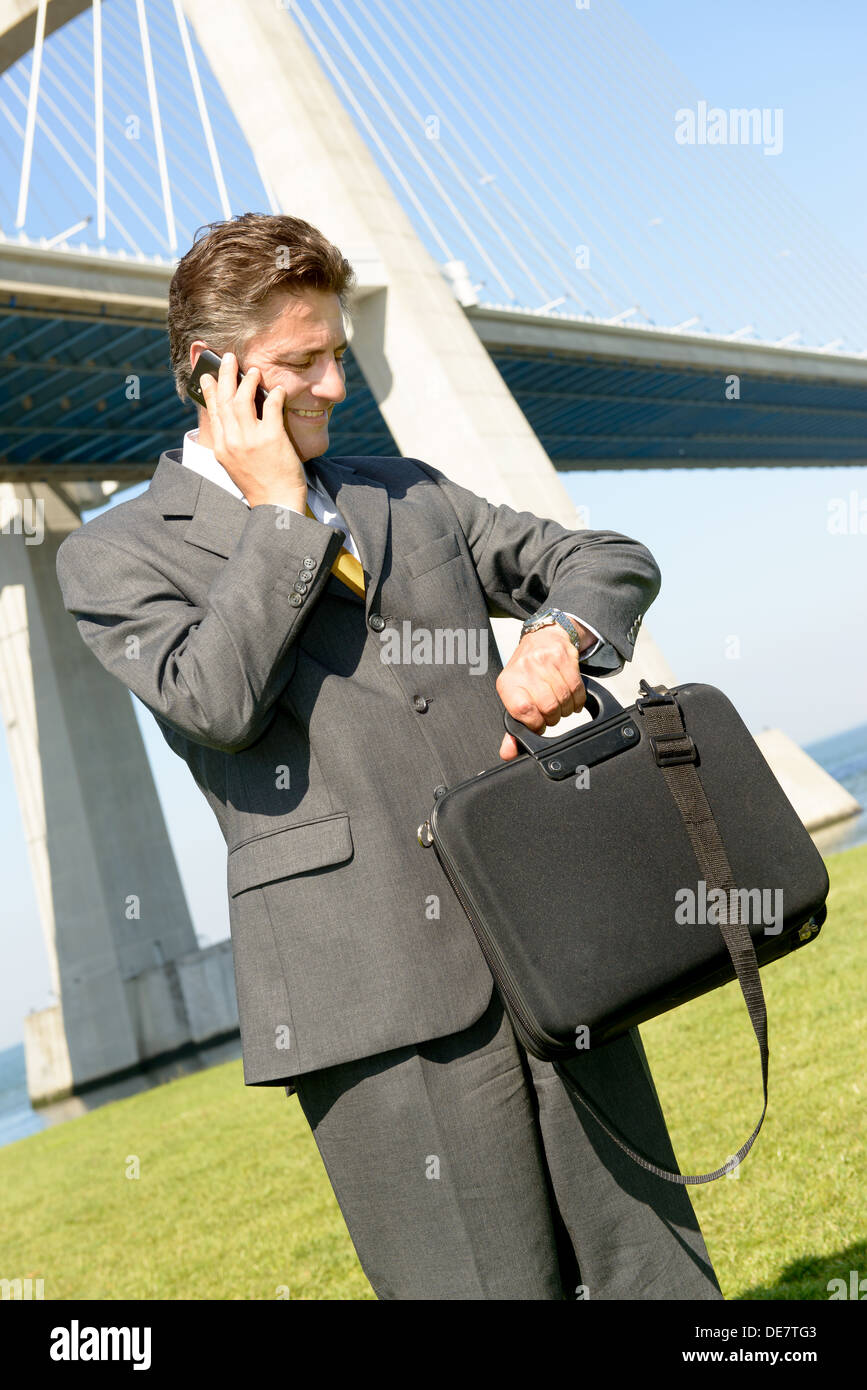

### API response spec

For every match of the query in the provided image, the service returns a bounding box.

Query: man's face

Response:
[196,287,348,463]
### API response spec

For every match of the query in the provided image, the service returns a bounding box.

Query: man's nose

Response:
[313,358,347,402]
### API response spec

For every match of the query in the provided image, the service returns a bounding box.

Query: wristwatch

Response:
[520,607,583,654]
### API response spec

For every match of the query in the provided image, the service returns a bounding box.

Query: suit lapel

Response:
[150,449,247,559]
[309,456,389,617]
[150,451,390,619]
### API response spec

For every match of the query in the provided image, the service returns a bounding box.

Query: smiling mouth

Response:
[288,407,331,419]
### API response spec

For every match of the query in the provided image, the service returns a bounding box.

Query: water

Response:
[0,1042,46,1148]
[804,721,867,857]
[0,1035,242,1152]
[1,723,864,1150]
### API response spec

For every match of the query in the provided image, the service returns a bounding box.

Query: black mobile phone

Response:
[187,348,270,418]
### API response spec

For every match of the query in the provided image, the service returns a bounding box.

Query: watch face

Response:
[523,610,557,630]
[522,610,581,651]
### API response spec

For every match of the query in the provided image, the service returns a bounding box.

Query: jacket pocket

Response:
[404,530,460,578]
[227,812,353,897]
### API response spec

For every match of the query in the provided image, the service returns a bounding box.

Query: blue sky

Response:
[1,0,865,1049]
[622,0,867,268]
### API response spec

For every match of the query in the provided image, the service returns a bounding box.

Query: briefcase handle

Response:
[502,675,624,754]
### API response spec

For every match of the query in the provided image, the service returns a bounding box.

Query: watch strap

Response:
[521,608,583,653]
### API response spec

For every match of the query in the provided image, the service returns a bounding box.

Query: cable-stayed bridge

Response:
[2,0,867,477]
[0,0,862,1105]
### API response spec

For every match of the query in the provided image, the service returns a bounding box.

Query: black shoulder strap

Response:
[553,680,769,1185]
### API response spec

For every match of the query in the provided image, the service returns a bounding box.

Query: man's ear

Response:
[190,340,208,371]
[189,343,213,431]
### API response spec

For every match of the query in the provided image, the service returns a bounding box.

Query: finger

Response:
[232,363,262,426]
[261,381,286,422]
[527,662,574,725]
[544,669,575,722]
[516,639,573,719]
[235,362,260,405]
[536,645,586,720]
[506,685,546,733]
[217,350,238,407]
[499,733,519,761]
[267,386,304,465]
[500,653,571,727]
[540,683,569,726]
[550,656,586,719]
[199,372,222,445]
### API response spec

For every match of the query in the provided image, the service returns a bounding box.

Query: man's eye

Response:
[286,355,345,369]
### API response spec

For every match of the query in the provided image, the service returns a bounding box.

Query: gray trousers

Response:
[292,989,725,1300]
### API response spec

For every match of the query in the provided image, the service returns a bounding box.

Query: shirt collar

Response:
[180,429,323,506]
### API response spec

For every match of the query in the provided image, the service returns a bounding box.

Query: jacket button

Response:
[302,557,317,569]
[293,579,309,594]
[413,695,429,712]
[289,594,303,607]
[369,614,386,632]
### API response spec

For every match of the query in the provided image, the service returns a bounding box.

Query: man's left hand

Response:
[497,624,588,761]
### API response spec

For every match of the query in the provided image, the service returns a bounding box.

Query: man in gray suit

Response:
[56,213,723,1301]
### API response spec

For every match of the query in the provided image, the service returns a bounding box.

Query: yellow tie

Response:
[305,502,366,597]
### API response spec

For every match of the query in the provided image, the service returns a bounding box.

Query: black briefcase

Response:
[418,677,829,1184]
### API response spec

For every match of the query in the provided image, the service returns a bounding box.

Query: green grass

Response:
[639,840,867,1300]
[0,1053,372,1300]
[1,843,864,1301]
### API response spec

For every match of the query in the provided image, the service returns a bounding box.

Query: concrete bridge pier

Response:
[0,480,237,1104]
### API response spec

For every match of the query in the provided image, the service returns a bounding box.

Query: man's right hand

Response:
[198,351,308,512]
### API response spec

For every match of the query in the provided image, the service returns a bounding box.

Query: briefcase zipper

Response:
[420,817,568,1058]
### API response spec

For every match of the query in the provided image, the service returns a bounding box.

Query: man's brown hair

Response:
[167,212,357,403]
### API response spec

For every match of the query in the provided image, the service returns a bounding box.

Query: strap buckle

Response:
[650,733,698,767]
[636,678,676,710]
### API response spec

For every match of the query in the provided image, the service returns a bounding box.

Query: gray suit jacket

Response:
[55,450,661,1087]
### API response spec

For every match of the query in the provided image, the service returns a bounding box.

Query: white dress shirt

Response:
[179,430,602,657]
